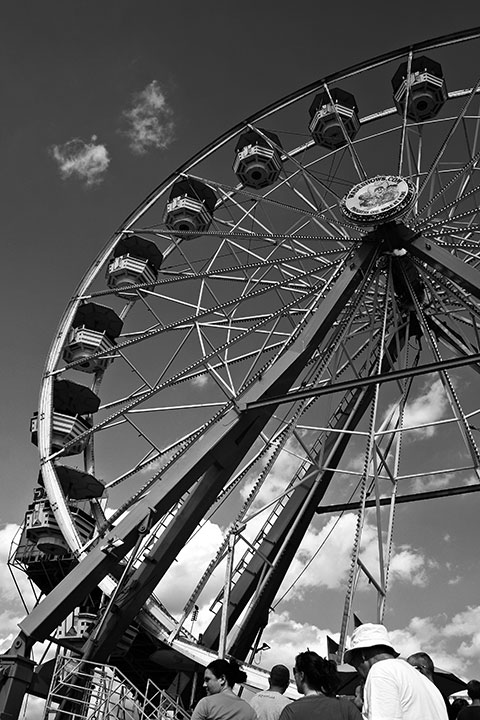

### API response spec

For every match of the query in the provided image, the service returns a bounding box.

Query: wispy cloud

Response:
[121,80,174,154]
[190,374,209,389]
[448,575,462,585]
[50,136,110,186]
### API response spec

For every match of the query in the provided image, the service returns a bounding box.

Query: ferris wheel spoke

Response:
[250,122,344,204]
[194,325,237,398]
[56,263,349,456]
[188,170,358,237]
[283,178,353,242]
[415,181,480,229]
[57,259,338,378]
[397,50,414,176]
[412,146,480,222]
[322,83,368,182]
[104,421,218,492]
[413,77,480,208]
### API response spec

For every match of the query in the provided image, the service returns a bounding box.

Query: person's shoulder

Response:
[337,696,362,717]
[458,709,480,719]
[368,657,402,675]
[191,695,211,720]
[278,698,307,719]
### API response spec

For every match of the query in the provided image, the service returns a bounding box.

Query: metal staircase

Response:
[44,654,191,720]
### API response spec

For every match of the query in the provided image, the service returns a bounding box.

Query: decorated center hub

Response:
[341,175,416,225]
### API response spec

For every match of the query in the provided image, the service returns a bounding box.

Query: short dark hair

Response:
[467,680,480,700]
[207,659,247,688]
[407,652,434,676]
[269,665,290,688]
[295,651,340,697]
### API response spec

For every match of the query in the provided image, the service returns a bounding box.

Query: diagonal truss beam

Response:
[13,243,377,663]
[409,235,480,300]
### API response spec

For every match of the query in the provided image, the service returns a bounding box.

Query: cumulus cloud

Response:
[259,611,337,668]
[250,608,480,680]
[0,524,39,654]
[384,377,449,440]
[50,136,110,186]
[259,610,479,680]
[273,513,435,601]
[121,80,174,154]
[154,520,225,615]
[387,614,478,677]
[389,546,437,586]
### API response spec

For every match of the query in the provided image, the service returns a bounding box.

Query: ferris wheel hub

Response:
[341,175,417,226]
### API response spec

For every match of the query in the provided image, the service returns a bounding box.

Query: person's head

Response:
[268,665,290,693]
[407,652,435,681]
[451,698,469,718]
[293,651,340,697]
[467,679,480,701]
[203,659,247,695]
[344,624,399,679]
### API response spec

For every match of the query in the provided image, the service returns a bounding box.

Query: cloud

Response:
[239,438,306,511]
[389,546,437,586]
[444,606,480,640]
[259,611,337,668]
[261,611,478,680]
[50,136,110,186]
[272,513,434,603]
[190,374,209,389]
[412,472,454,493]
[384,377,449,440]
[121,80,174,154]
[388,613,479,677]
[21,695,46,720]
[154,520,225,615]
[448,575,462,585]
[252,609,478,681]
[0,524,40,654]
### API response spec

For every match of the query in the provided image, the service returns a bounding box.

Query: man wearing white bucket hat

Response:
[344,623,448,719]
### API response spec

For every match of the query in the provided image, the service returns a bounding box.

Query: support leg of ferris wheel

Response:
[333,250,390,659]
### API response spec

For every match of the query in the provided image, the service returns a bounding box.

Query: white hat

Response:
[344,623,399,665]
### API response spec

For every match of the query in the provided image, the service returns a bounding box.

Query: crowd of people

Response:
[190,623,479,720]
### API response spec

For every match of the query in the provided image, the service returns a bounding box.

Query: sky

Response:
[2,1,480,713]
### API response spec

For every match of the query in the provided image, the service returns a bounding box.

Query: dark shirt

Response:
[279,694,361,720]
[458,707,480,720]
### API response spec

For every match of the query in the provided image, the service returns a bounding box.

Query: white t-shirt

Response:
[250,690,292,720]
[363,658,448,720]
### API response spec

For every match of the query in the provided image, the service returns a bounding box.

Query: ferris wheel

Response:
[5,24,480,717]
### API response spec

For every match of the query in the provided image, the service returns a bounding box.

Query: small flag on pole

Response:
[327,635,339,661]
